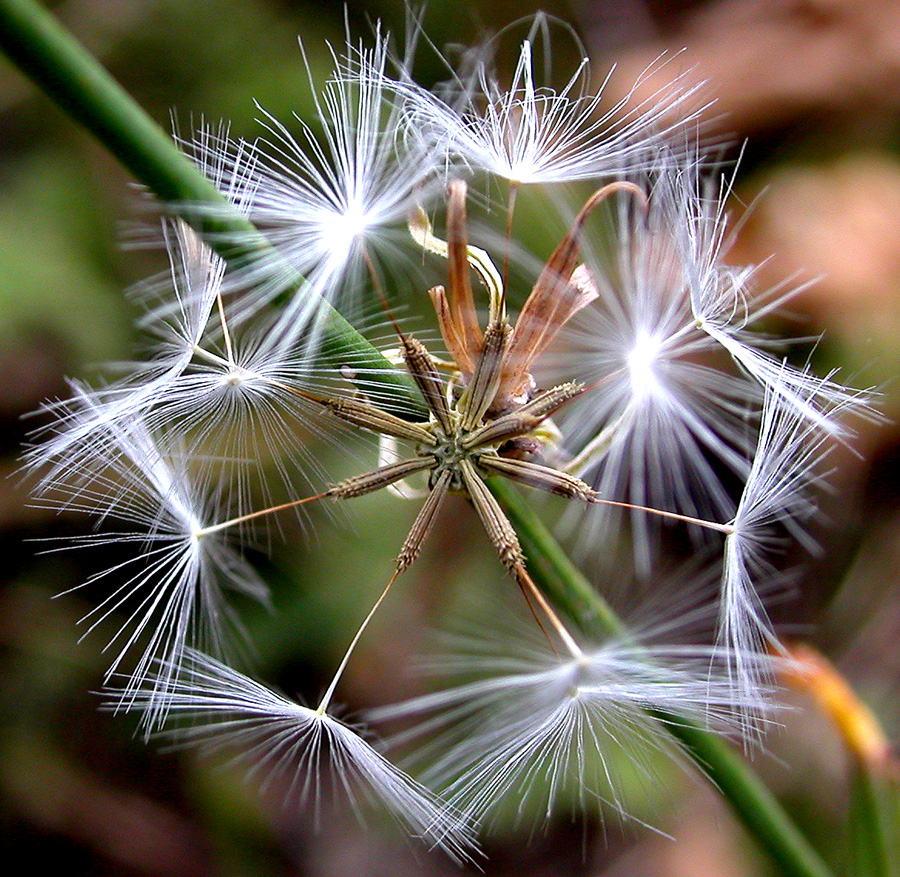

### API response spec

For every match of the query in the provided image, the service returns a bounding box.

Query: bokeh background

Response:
[2,0,900,875]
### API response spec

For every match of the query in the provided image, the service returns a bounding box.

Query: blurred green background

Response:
[2,1,900,875]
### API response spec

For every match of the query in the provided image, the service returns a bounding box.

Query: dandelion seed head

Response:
[24,8,879,854]
[235,29,445,349]
[398,13,707,187]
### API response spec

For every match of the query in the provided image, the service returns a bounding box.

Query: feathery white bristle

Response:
[35,402,269,731]
[716,374,842,719]
[106,649,478,862]
[397,23,706,186]
[374,624,777,829]
[231,31,444,356]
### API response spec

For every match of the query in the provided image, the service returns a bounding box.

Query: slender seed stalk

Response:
[502,181,519,302]
[193,491,334,538]
[513,562,583,660]
[317,569,401,715]
[215,293,236,365]
[192,345,231,369]
[589,498,735,534]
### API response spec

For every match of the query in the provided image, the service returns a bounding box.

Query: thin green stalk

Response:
[658,715,837,877]
[849,753,896,877]
[0,0,426,418]
[488,477,836,877]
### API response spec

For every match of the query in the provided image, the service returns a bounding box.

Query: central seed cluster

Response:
[429,433,472,491]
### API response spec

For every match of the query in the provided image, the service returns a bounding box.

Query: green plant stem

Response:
[0,0,426,418]
[488,477,836,877]
[850,753,895,877]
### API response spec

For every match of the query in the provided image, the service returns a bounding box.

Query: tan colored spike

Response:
[459,459,524,572]
[459,320,511,430]
[326,396,437,445]
[332,457,435,499]
[401,335,454,435]
[396,469,452,570]
[477,455,595,501]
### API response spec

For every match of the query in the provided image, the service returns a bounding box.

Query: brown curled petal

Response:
[460,320,510,430]
[402,336,454,434]
[502,182,647,399]
[429,285,474,375]
[447,180,483,361]
[477,455,595,501]
[507,264,600,374]
[396,469,452,571]
[501,264,599,402]
[563,264,600,318]
[459,459,524,571]
[326,397,437,445]
[409,200,500,308]
[332,457,435,499]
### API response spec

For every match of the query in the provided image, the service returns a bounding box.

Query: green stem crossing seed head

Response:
[194,181,738,677]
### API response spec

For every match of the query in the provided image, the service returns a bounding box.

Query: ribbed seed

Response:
[402,336,454,435]
[461,414,544,450]
[326,397,436,445]
[396,469,452,570]
[462,383,584,450]
[459,459,524,571]
[460,320,510,431]
[477,455,595,501]
[332,457,435,499]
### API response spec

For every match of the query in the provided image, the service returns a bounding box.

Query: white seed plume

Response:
[109,649,478,863]
[23,11,877,853]
[542,156,752,567]
[399,20,703,185]
[35,397,269,731]
[668,151,878,436]
[719,377,838,716]
[24,217,223,478]
[374,626,776,829]
[234,29,444,356]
